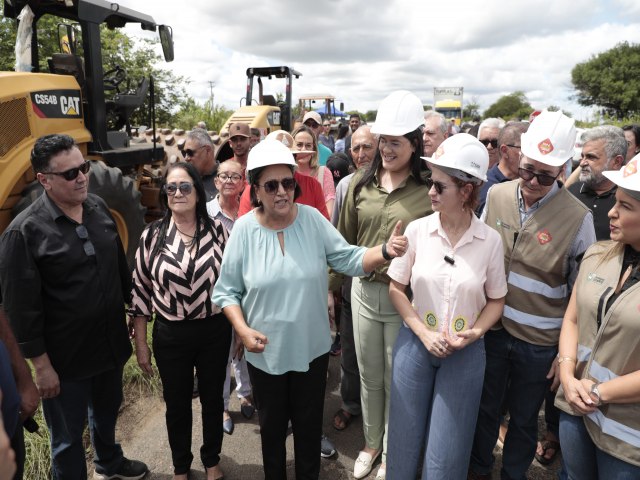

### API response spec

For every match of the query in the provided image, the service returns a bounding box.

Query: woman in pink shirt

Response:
[386,133,508,479]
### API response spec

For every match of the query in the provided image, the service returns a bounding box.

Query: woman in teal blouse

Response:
[212,139,406,480]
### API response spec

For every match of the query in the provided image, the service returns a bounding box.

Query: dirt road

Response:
[115,353,560,479]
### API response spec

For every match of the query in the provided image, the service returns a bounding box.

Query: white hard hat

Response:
[247,139,297,172]
[520,110,576,167]
[370,90,424,136]
[266,130,314,155]
[603,155,640,199]
[423,133,489,184]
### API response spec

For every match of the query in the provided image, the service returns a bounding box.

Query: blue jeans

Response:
[470,328,557,480]
[387,326,486,480]
[42,367,125,480]
[560,412,640,480]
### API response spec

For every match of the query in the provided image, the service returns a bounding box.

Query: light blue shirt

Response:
[212,204,366,374]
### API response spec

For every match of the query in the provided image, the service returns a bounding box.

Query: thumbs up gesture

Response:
[385,220,408,259]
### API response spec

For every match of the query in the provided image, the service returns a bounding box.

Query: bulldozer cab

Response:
[3,0,174,167]
[223,66,302,136]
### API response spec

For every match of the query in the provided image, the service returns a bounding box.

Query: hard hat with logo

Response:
[370,90,425,136]
[520,110,576,167]
[603,155,640,200]
[266,130,314,155]
[423,133,489,184]
[247,139,297,172]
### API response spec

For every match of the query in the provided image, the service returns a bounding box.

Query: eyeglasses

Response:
[181,145,206,158]
[426,177,453,194]
[304,121,320,129]
[217,173,243,183]
[351,143,374,153]
[75,225,96,257]
[323,123,330,127]
[47,161,90,181]
[517,168,559,187]
[163,182,194,196]
[505,144,521,149]
[257,177,296,195]
[480,138,499,149]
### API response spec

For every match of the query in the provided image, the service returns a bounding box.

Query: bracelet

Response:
[557,356,576,365]
[381,242,393,261]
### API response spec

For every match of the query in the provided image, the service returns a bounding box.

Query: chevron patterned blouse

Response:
[129,217,228,321]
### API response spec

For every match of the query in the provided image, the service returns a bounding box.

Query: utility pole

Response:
[208,81,215,113]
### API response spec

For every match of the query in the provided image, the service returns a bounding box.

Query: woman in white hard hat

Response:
[291,125,336,215]
[555,157,640,479]
[212,140,408,480]
[385,133,507,479]
[331,90,432,480]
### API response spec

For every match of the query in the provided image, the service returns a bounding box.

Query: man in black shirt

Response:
[0,134,148,480]
[568,126,627,240]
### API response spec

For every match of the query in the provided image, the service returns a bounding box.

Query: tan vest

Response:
[485,181,589,346]
[555,242,640,467]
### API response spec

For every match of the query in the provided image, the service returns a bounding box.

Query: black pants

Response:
[153,314,231,474]
[248,353,330,480]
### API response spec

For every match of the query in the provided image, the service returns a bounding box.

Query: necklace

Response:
[175,224,197,248]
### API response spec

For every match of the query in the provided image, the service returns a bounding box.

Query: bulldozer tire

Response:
[11,162,146,269]
[88,160,146,268]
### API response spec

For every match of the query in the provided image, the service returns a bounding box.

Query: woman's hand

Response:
[417,326,451,358]
[135,339,154,376]
[561,375,597,415]
[386,220,408,258]
[239,327,269,353]
[445,327,482,351]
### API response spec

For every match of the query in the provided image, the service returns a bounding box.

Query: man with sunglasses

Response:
[0,134,148,479]
[183,128,219,201]
[469,111,596,480]
[477,117,505,169]
[476,122,529,215]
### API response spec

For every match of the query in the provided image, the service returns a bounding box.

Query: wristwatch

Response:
[590,382,603,406]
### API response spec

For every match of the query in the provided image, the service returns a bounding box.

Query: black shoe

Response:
[240,400,255,419]
[223,415,234,435]
[93,458,149,480]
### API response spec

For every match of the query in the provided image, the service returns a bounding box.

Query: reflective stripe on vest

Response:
[586,410,640,449]
[503,305,563,330]
[508,271,568,299]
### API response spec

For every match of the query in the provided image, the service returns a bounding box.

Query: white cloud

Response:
[118,0,640,121]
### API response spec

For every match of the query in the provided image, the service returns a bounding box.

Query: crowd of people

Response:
[0,89,639,480]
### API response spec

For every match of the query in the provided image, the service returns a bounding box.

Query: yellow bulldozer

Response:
[0,0,175,265]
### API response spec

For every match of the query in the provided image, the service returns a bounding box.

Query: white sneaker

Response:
[375,465,386,480]
[353,450,380,479]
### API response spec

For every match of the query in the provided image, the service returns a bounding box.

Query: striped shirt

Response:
[206,195,236,233]
[129,217,228,321]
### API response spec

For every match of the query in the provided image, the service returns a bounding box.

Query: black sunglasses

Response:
[304,121,320,129]
[258,177,296,195]
[181,145,206,158]
[426,177,452,195]
[75,225,96,257]
[518,168,559,187]
[480,138,499,149]
[47,161,90,181]
[163,182,194,196]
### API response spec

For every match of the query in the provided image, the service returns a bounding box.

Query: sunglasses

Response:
[257,177,296,195]
[217,173,243,184]
[163,182,194,196]
[47,160,90,181]
[323,124,330,127]
[75,225,96,257]
[518,168,559,187]
[304,121,320,129]
[426,177,453,195]
[181,145,206,158]
[480,138,499,149]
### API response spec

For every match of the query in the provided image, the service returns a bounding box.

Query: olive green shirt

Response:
[329,169,432,290]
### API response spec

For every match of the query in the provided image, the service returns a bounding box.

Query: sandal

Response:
[535,439,561,465]
[333,409,353,431]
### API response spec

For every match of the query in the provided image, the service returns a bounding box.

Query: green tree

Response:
[364,110,377,122]
[571,42,640,118]
[172,98,234,132]
[463,99,481,120]
[483,91,533,120]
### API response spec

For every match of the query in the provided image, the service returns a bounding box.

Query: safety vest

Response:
[555,242,640,467]
[485,180,589,346]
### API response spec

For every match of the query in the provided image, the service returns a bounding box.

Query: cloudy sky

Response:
[119,0,640,121]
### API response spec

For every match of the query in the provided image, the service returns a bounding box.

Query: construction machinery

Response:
[0,0,174,265]
[223,66,302,138]
[434,86,464,126]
